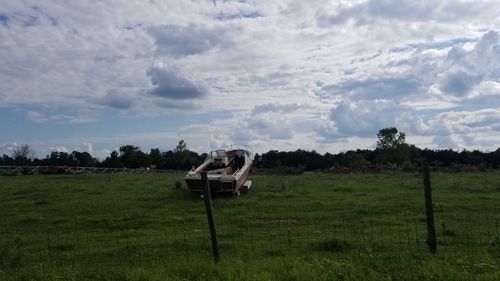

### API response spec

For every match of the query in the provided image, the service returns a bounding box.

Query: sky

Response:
[0,0,499,159]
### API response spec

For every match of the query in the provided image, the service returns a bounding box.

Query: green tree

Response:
[102,151,123,168]
[172,140,200,170]
[70,151,96,167]
[174,140,188,169]
[377,127,406,150]
[376,127,411,165]
[149,148,162,167]
[119,145,151,168]
[47,151,70,166]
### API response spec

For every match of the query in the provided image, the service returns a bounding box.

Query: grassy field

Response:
[1,171,500,280]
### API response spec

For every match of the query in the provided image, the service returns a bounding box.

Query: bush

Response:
[174,181,182,189]
[401,161,416,172]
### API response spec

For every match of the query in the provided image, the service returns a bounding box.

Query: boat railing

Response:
[232,167,240,176]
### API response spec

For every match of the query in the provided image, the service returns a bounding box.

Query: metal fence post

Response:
[423,162,437,253]
[201,172,220,262]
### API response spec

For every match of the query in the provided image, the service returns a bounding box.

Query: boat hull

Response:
[184,147,253,196]
[185,163,251,195]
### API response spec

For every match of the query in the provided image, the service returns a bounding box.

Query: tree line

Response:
[1,129,500,171]
[1,140,206,171]
[255,128,500,172]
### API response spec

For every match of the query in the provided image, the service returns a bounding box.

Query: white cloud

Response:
[94,89,136,110]
[317,99,426,140]
[317,0,500,26]
[146,64,208,100]
[148,24,234,57]
[0,142,18,156]
[27,110,96,124]
[50,146,68,153]
[1,1,499,153]
[251,103,313,114]
[84,142,93,154]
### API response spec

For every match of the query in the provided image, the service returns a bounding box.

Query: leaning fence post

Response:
[423,161,437,253]
[201,172,220,262]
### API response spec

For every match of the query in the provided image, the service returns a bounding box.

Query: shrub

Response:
[401,161,416,172]
[174,181,182,189]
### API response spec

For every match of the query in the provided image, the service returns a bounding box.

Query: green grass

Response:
[1,171,500,280]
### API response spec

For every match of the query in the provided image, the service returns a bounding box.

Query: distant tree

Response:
[102,151,123,168]
[70,151,96,167]
[161,150,177,169]
[149,148,162,167]
[46,151,71,166]
[1,154,15,165]
[185,150,205,170]
[173,140,189,169]
[119,145,150,168]
[174,140,187,153]
[12,144,35,165]
[487,148,500,168]
[253,153,262,168]
[304,150,325,170]
[119,145,140,157]
[377,128,406,150]
[261,150,281,168]
[376,127,412,165]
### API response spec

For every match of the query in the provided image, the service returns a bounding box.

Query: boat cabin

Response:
[205,149,246,176]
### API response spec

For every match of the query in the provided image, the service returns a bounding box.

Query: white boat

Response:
[185,146,253,195]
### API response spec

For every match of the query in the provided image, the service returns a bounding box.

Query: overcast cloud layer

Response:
[0,0,499,158]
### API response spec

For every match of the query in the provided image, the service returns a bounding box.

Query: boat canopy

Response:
[211,149,230,167]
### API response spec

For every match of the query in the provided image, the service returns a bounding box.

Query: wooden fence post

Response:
[423,161,437,253]
[201,172,220,262]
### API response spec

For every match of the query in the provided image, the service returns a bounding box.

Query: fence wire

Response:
[1,212,499,268]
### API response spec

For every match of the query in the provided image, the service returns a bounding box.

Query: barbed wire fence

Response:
[1,212,499,269]
[1,170,500,271]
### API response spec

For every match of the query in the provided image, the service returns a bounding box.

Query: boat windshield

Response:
[212,150,227,157]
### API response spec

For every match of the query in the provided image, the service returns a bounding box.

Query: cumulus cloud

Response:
[95,89,136,109]
[316,77,422,101]
[229,115,295,144]
[317,0,500,26]
[27,111,96,124]
[232,103,320,142]
[1,1,500,153]
[317,96,500,148]
[154,99,198,110]
[50,146,68,153]
[247,117,294,140]
[84,142,93,154]
[315,30,500,146]
[251,103,312,114]
[177,124,232,151]
[148,24,233,57]
[439,71,483,97]
[429,109,500,135]
[0,142,18,155]
[424,108,500,148]
[318,31,499,106]
[146,65,207,100]
[317,99,424,140]
[431,31,500,102]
